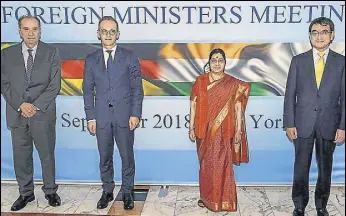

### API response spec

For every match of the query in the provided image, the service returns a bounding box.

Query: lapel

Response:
[95,49,106,74]
[111,46,127,82]
[307,50,318,94]
[31,41,46,82]
[13,43,27,90]
[94,46,127,83]
[319,50,335,91]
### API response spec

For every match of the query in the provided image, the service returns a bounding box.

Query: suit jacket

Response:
[1,41,61,128]
[283,49,345,140]
[82,46,144,128]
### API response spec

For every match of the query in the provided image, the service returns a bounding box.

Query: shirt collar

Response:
[103,45,117,56]
[313,47,329,58]
[22,41,38,54]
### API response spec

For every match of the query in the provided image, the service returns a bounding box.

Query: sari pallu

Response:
[190,74,250,212]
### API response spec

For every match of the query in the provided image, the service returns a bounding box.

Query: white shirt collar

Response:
[103,45,117,59]
[313,47,329,59]
[22,41,38,54]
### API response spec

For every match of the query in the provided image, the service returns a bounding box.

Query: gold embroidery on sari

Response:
[207,79,221,91]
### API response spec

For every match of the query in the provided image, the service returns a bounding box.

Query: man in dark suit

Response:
[284,17,345,216]
[82,16,144,210]
[1,15,62,211]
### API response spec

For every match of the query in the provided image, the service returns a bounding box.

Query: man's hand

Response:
[286,127,298,141]
[20,103,37,118]
[334,129,345,144]
[129,117,140,130]
[87,121,96,136]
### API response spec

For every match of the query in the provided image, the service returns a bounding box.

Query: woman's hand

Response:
[234,131,242,152]
[189,128,196,141]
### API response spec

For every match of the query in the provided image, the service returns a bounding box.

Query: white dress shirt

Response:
[103,45,117,69]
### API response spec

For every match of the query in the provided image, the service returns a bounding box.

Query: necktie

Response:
[315,52,325,88]
[106,50,113,71]
[26,49,34,82]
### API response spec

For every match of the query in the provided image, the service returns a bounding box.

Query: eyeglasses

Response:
[310,30,332,37]
[99,29,118,36]
[210,59,225,64]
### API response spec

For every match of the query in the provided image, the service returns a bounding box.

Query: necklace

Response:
[210,72,224,82]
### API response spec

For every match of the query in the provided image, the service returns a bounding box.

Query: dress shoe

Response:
[123,192,134,210]
[317,208,329,216]
[97,191,114,209]
[45,193,61,207]
[10,194,35,211]
[293,208,305,216]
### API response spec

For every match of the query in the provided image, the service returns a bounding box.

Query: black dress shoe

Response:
[123,192,134,210]
[317,209,329,216]
[10,194,35,211]
[45,193,61,207]
[293,208,305,216]
[97,191,114,209]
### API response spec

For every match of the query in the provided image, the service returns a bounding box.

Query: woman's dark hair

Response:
[203,48,227,73]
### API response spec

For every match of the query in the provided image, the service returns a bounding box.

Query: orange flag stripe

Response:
[61,60,160,79]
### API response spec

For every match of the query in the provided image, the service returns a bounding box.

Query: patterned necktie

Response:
[315,52,325,88]
[26,49,34,82]
[106,50,113,71]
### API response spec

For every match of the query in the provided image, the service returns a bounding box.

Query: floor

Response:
[1,183,344,216]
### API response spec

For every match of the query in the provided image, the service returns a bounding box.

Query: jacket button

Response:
[314,108,318,111]
[317,94,320,98]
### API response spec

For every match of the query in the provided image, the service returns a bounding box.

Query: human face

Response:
[209,53,226,73]
[98,20,119,49]
[19,18,40,48]
[309,24,334,52]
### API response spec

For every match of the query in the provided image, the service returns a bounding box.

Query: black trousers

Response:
[292,125,336,209]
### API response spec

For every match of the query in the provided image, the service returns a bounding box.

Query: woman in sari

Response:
[189,48,251,212]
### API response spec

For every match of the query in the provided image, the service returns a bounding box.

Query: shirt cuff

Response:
[88,119,96,122]
[32,105,40,110]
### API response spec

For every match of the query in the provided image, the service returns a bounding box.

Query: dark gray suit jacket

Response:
[283,49,345,140]
[1,41,61,128]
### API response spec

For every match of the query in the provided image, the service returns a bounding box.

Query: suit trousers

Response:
[10,113,58,196]
[292,123,336,209]
[96,106,135,194]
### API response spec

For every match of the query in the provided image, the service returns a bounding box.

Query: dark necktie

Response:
[26,49,33,82]
[106,50,113,71]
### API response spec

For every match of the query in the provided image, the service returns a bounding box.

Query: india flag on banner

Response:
[2,42,345,96]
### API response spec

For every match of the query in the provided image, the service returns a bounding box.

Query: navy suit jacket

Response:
[82,46,144,128]
[283,49,345,140]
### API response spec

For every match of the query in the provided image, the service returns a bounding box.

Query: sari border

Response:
[201,197,237,212]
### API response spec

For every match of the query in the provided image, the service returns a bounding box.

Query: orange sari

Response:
[190,73,251,212]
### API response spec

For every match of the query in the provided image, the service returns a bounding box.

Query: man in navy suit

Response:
[82,16,144,210]
[284,17,345,216]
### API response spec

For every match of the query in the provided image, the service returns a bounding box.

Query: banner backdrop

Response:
[1,1,345,184]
